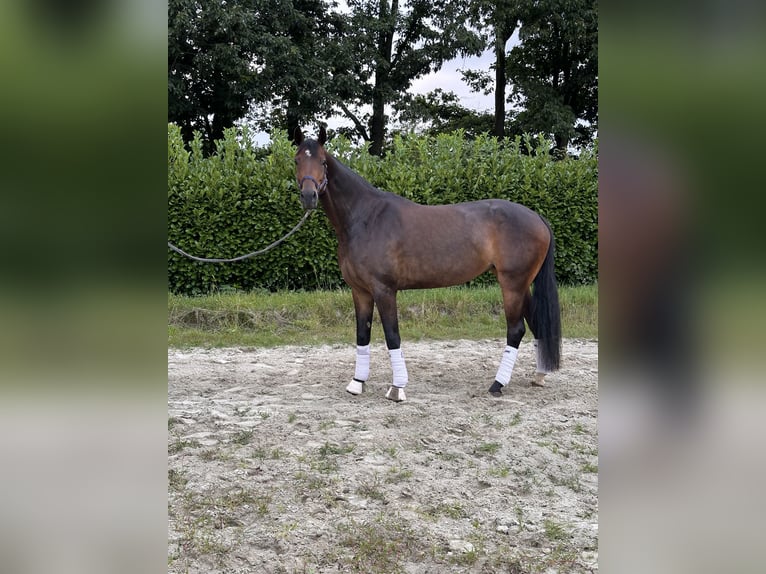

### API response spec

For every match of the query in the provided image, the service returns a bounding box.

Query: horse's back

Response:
[345,196,550,290]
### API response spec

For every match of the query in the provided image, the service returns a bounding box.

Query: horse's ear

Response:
[318,125,327,146]
[294,127,304,146]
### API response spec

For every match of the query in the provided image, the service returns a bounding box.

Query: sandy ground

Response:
[168,338,598,573]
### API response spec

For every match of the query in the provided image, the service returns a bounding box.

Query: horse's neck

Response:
[321,154,377,237]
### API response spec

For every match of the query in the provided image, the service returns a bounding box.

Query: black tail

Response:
[531,221,562,371]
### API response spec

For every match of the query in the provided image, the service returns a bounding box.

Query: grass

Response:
[475,441,501,456]
[168,284,597,347]
[333,512,421,573]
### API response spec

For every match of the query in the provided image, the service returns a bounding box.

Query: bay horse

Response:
[294,126,561,402]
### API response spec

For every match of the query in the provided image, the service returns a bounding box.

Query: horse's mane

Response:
[328,152,386,195]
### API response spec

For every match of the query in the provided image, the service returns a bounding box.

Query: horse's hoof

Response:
[385,386,406,402]
[531,373,546,387]
[346,379,365,395]
[488,381,503,397]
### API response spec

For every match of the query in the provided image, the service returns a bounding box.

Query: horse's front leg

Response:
[374,288,408,402]
[346,289,375,395]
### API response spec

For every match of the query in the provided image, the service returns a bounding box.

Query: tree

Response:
[257,0,355,143]
[393,89,493,137]
[340,0,483,155]
[169,0,275,148]
[464,0,522,140]
[509,0,598,152]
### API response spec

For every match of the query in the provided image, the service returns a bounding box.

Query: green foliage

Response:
[168,124,597,294]
[168,0,345,149]
[509,0,598,151]
[338,0,484,153]
[393,89,494,137]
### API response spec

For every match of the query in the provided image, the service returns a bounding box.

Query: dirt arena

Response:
[168,338,598,573]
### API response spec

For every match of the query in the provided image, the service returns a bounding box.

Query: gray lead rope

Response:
[167,210,312,263]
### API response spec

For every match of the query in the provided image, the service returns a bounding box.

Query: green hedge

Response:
[168,124,597,294]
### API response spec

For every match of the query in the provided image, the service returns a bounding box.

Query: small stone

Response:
[448,540,474,554]
[496,524,509,534]
[496,515,519,527]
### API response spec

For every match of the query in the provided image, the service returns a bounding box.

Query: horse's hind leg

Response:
[374,287,408,402]
[489,278,527,397]
[346,289,374,395]
[522,291,548,387]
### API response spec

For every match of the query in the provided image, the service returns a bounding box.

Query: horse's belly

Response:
[396,248,490,289]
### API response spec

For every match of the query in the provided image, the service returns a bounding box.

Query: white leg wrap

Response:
[354,344,371,381]
[388,348,408,388]
[534,339,549,374]
[494,345,519,387]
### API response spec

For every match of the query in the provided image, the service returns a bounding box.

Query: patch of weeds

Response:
[168,417,180,430]
[437,451,460,462]
[198,449,216,462]
[383,414,398,428]
[449,547,480,566]
[188,530,230,564]
[510,412,522,426]
[488,465,510,478]
[385,446,398,458]
[573,422,586,434]
[231,429,253,445]
[287,412,298,423]
[581,461,598,473]
[218,489,271,517]
[543,544,580,571]
[318,442,354,457]
[233,406,251,417]
[168,468,188,490]
[548,471,582,493]
[334,512,420,573]
[357,475,386,502]
[277,521,299,540]
[514,465,535,478]
[318,420,336,431]
[258,410,271,420]
[475,442,501,456]
[480,413,495,425]
[385,466,413,483]
[543,519,569,542]
[514,505,526,531]
[571,441,599,456]
[198,448,231,462]
[304,475,333,492]
[270,448,285,459]
[423,501,467,520]
[169,438,200,454]
[482,550,529,573]
[311,458,340,473]
[518,481,534,495]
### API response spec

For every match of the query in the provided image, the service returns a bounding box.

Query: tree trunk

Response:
[369,0,396,156]
[493,22,506,140]
[286,91,301,145]
[369,82,386,156]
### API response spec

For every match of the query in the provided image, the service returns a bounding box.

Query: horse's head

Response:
[294,126,328,211]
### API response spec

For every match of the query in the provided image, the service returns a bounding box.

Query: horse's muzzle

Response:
[299,187,319,211]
